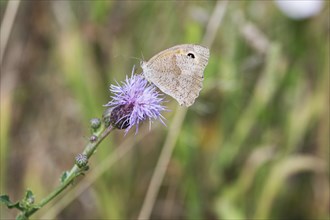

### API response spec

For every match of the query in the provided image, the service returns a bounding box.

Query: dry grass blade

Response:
[254,155,328,219]
[0,0,21,65]
[138,1,228,219]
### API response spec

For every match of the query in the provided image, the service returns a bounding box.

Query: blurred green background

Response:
[0,0,329,219]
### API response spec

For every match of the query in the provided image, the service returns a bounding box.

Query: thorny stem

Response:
[21,125,114,219]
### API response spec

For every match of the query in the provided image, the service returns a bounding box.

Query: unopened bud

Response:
[75,153,88,168]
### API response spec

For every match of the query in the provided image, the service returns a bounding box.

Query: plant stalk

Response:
[21,125,113,219]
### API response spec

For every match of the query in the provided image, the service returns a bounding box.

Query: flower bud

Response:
[75,153,88,168]
[102,107,112,127]
[89,135,97,142]
[90,118,101,130]
[109,104,133,129]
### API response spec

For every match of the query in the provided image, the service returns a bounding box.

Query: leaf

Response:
[0,195,23,211]
[16,213,28,220]
[23,189,35,205]
[60,171,69,183]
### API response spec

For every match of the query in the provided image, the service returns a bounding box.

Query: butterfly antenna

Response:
[140,51,145,61]
[130,65,136,76]
[129,55,141,62]
[138,50,146,77]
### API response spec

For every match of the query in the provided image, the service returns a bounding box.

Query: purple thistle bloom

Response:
[104,68,166,134]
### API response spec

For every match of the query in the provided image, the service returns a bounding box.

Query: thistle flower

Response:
[104,68,166,133]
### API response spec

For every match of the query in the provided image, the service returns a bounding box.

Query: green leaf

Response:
[60,171,69,183]
[0,194,23,210]
[16,213,28,220]
[24,190,34,204]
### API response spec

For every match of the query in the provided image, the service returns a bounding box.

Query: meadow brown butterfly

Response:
[141,44,210,107]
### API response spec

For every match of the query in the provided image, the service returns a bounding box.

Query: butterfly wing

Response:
[142,57,185,105]
[142,44,209,107]
[173,45,209,106]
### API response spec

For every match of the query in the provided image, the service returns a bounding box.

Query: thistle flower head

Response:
[104,69,166,133]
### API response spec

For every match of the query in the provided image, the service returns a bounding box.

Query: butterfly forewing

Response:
[142,44,210,107]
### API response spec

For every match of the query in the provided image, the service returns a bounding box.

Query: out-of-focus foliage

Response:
[1,1,329,219]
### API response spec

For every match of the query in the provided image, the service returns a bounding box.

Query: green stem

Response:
[21,125,114,219]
